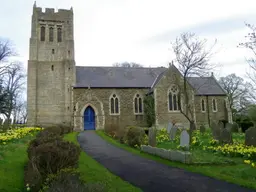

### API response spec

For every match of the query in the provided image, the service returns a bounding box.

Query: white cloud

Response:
[1,0,256,78]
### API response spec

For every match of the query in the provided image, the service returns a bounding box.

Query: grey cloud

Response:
[143,13,256,45]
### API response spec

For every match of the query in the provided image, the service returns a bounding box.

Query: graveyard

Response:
[98,122,256,189]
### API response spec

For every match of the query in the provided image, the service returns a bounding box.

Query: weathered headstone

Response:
[245,127,256,147]
[231,122,239,133]
[210,121,217,132]
[212,122,221,141]
[167,122,173,134]
[225,123,232,132]
[148,127,157,147]
[220,128,233,144]
[170,125,178,141]
[218,121,224,129]
[180,129,190,149]
[200,124,206,133]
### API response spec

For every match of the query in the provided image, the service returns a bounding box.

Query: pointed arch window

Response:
[168,85,181,111]
[40,26,45,41]
[57,27,62,42]
[201,99,206,112]
[212,98,217,112]
[134,94,143,114]
[110,94,119,115]
[49,27,54,42]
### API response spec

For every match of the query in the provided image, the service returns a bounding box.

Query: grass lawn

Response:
[0,135,35,192]
[63,132,141,192]
[96,130,256,190]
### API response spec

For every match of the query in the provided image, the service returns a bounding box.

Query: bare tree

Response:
[13,99,27,124]
[171,32,216,141]
[239,23,256,70]
[218,73,252,117]
[0,39,16,76]
[238,23,256,98]
[3,62,26,122]
[113,62,143,68]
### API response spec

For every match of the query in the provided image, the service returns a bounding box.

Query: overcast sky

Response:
[1,0,256,79]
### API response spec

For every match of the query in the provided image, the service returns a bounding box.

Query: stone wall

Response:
[153,65,194,128]
[73,88,149,131]
[141,145,192,164]
[27,4,75,127]
[194,95,228,127]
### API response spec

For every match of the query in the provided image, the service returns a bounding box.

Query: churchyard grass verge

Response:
[63,132,142,192]
[97,129,256,190]
[0,128,40,192]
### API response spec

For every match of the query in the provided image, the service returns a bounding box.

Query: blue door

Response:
[84,106,95,130]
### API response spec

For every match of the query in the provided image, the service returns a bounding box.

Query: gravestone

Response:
[167,122,173,134]
[212,122,221,140]
[245,127,256,147]
[148,127,157,147]
[210,122,217,132]
[225,123,232,132]
[170,125,178,141]
[220,128,233,144]
[218,121,224,129]
[200,124,206,133]
[180,129,190,149]
[231,122,239,133]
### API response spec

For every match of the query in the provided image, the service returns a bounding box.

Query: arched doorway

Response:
[83,106,95,130]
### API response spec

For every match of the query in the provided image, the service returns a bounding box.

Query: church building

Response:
[27,3,233,130]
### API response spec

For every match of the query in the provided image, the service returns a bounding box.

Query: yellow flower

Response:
[244,160,251,164]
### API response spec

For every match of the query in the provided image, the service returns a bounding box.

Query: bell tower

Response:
[27,2,76,127]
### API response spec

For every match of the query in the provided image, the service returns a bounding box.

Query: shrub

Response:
[43,126,63,135]
[36,129,62,139]
[41,168,105,192]
[125,126,145,148]
[24,160,43,192]
[59,125,72,134]
[143,95,155,127]
[32,140,80,176]
[104,123,119,137]
[114,125,127,144]
[27,134,62,159]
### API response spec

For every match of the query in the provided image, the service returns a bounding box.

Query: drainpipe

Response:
[206,95,210,127]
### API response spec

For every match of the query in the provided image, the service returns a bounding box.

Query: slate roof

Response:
[74,66,226,96]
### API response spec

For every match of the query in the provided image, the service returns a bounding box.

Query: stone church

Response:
[27,3,233,131]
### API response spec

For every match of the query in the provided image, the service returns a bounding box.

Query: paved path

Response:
[77,131,255,192]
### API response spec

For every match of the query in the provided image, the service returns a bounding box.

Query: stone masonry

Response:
[27,3,233,130]
[27,3,75,127]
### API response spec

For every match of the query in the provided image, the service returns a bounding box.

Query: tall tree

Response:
[3,62,26,121]
[0,39,15,75]
[218,74,252,117]
[171,32,216,141]
[239,23,256,70]
[0,39,16,116]
[238,23,256,99]
[113,62,143,68]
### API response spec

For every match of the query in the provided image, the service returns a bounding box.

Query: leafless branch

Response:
[113,62,143,68]
[171,32,216,125]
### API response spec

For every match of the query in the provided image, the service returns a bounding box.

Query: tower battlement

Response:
[33,1,73,18]
[27,2,76,127]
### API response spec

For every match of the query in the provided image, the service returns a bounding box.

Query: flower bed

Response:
[156,128,256,167]
[0,127,42,145]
